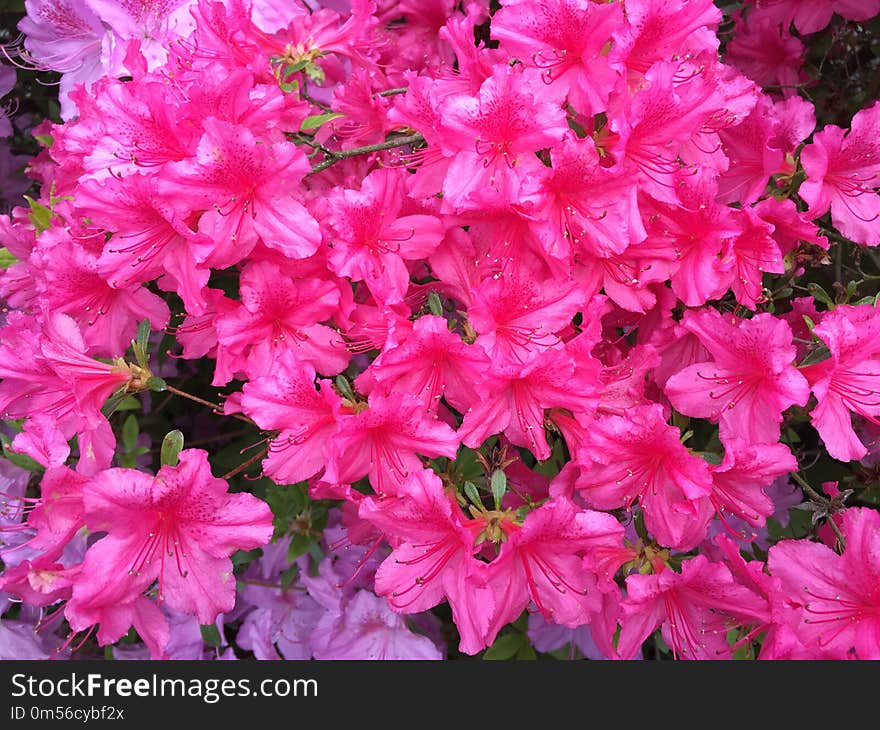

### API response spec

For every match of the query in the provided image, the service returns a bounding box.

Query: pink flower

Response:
[767,507,880,659]
[800,102,880,246]
[724,207,785,310]
[575,404,714,551]
[0,312,130,474]
[484,498,624,632]
[665,308,810,444]
[725,12,806,95]
[752,0,880,35]
[438,64,567,210]
[213,260,349,383]
[458,347,599,461]
[0,556,79,608]
[326,67,393,148]
[753,196,827,256]
[611,0,722,76]
[325,168,444,305]
[16,466,87,561]
[240,352,342,484]
[355,314,490,415]
[491,0,623,114]
[323,392,459,496]
[34,228,170,358]
[358,470,493,655]
[716,98,786,206]
[608,63,726,200]
[163,118,320,266]
[76,174,211,315]
[535,134,646,261]
[639,170,740,306]
[11,413,71,469]
[84,74,198,174]
[68,449,273,624]
[575,243,675,314]
[262,0,379,66]
[800,304,880,462]
[467,272,585,362]
[709,438,798,529]
[67,595,171,660]
[617,555,769,660]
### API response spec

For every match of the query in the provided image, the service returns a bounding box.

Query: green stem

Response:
[307,133,425,175]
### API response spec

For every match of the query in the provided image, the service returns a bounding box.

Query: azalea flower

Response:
[665,308,810,444]
[800,102,880,246]
[67,449,273,628]
[768,507,880,659]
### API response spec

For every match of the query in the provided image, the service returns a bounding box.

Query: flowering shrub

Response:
[1,0,879,661]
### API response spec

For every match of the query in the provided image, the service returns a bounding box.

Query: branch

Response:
[790,471,827,503]
[164,385,254,425]
[790,472,847,550]
[221,445,269,480]
[307,133,425,176]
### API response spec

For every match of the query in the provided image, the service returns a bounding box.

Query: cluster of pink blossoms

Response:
[1,0,879,660]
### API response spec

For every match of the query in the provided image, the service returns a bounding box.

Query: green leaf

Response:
[845,279,859,302]
[696,450,723,466]
[101,390,131,419]
[303,60,325,85]
[308,540,325,564]
[287,532,313,562]
[121,414,139,452]
[300,112,344,131]
[160,430,184,467]
[483,634,525,660]
[799,344,832,367]
[200,624,222,648]
[136,319,151,359]
[0,247,19,269]
[114,395,141,411]
[463,481,482,508]
[24,195,53,234]
[33,133,54,147]
[1,438,43,473]
[806,282,835,309]
[427,291,444,317]
[280,565,300,590]
[490,469,507,510]
[146,376,167,392]
[853,294,880,306]
[281,59,309,76]
[515,643,537,660]
[335,375,355,401]
[231,548,262,567]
